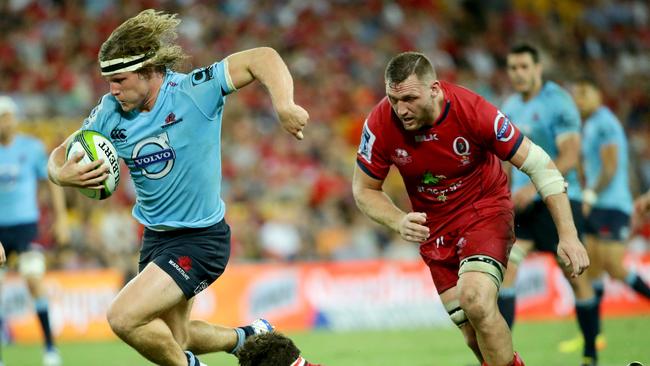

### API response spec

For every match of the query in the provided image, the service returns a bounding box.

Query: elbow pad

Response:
[519,143,567,199]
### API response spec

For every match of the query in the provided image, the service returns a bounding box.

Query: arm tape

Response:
[519,143,567,199]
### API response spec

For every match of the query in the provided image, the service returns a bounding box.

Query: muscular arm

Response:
[509,137,588,276]
[48,134,107,188]
[225,47,308,139]
[352,164,429,242]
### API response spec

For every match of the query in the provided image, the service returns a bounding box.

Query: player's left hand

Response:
[277,103,309,140]
[557,236,590,278]
[512,184,537,212]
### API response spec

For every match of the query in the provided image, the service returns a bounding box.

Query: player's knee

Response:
[106,304,136,338]
[459,287,490,321]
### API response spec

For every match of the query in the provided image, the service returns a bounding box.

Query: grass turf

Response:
[5,316,649,365]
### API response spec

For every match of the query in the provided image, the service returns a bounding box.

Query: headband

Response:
[100,51,155,76]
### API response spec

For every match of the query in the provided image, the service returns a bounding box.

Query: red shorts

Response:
[419,205,515,294]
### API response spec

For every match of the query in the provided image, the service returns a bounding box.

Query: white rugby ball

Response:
[65,130,120,200]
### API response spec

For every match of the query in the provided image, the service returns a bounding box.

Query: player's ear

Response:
[430,80,441,98]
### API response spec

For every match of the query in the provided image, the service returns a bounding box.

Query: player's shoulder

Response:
[365,97,394,130]
[542,81,573,102]
[14,134,44,149]
[501,93,521,111]
[83,93,122,129]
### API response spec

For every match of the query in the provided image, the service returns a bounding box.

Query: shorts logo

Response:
[168,259,190,280]
[178,256,192,272]
[194,280,209,294]
[191,66,214,86]
[131,132,176,179]
[494,111,515,142]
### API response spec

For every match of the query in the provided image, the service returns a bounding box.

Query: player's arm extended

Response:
[225,47,309,140]
[47,133,107,188]
[352,165,429,243]
[510,137,589,276]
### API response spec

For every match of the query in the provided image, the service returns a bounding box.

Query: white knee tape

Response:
[18,250,46,277]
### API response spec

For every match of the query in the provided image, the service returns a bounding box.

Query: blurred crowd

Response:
[3,0,650,274]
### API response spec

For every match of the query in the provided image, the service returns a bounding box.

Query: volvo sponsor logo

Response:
[494,111,515,142]
[131,132,176,179]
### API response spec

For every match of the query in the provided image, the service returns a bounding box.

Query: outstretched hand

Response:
[557,236,590,277]
[277,103,309,140]
[398,212,430,243]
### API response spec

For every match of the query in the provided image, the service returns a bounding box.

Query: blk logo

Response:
[110,128,127,142]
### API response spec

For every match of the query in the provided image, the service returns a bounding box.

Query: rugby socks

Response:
[575,297,599,361]
[497,287,517,329]
[480,352,525,366]
[625,271,650,299]
[229,327,249,354]
[34,297,55,350]
[185,350,203,366]
[592,279,605,334]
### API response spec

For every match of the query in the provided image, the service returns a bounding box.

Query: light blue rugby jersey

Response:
[0,135,48,226]
[502,81,582,201]
[582,106,632,214]
[81,61,236,229]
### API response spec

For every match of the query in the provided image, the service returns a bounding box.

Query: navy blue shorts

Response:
[139,219,231,299]
[585,208,630,241]
[0,223,38,256]
[515,200,586,253]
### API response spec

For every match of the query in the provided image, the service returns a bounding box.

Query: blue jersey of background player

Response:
[497,44,600,366]
[572,78,650,350]
[503,80,582,203]
[0,96,68,366]
[46,10,309,366]
[79,60,233,230]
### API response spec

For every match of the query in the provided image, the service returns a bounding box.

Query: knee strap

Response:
[18,250,46,277]
[459,255,505,289]
[508,244,527,266]
[444,299,468,327]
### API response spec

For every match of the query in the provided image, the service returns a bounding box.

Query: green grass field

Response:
[6,317,649,366]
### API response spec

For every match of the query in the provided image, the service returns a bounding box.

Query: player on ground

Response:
[0,96,69,366]
[498,44,599,366]
[46,10,308,366]
[564,77,650,348]
[353,51,589,366]
[238,332,321,366]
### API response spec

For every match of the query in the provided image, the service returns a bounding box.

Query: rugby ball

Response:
[65,130,120,200]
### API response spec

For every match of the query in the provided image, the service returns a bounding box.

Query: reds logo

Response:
[453,137,470,156]
[494,111,515,142]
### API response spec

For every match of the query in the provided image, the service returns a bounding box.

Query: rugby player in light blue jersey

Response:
[498,44,599,366]
[47,10,309,366]
[0,96,69,366]
[572,77,650,346]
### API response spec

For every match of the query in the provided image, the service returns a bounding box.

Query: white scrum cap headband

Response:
[0,96,17,116]
[100,51,155,76]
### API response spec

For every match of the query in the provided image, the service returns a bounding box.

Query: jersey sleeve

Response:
[597,117,620,146]
[552,91,581,138]
[183,60,235,118]
[33,139,49,180]
[80,94,115,138]
[356,112,391,180]
[470,97,524,161]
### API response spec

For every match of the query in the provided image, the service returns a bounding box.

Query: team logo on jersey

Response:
[131,132,176,179]
[421,171,446,185]
[453,137,470,156]
[494,111,515,142]
[161,112,183,128]
[358,120,376,163]
[191,66,215,86]
[391,148,412,165]
[110,128,127,142]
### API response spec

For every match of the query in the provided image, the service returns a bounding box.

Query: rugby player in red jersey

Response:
[353,51,589,366]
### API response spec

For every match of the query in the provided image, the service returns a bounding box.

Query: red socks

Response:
[481,352,525,366]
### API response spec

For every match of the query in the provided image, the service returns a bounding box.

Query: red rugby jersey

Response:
[356,81,523,233]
